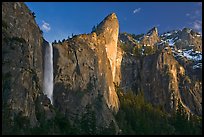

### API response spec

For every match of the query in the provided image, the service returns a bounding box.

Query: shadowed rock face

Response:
[140,27,161,46]
[2,2,202,134]
[119,30,202,116]
[53,13,120,128]
[177,28,202,52]
[2,2,45,127]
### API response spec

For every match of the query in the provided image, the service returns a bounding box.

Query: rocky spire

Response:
[95,12,119,82]
[147,27,158,36]
[53,13,120,115]
[94,13,120,112]
[96,13,119,39]
[140,27,160,46]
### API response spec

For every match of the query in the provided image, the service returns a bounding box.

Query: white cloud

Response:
[186,6,202,33]
[41,20,51,32]
[133,8,141,14]
[193,20,202,32]
[186,9,201,20]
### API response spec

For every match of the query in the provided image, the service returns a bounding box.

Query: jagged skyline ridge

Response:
[2,2,202,134]
[25,2,202,42]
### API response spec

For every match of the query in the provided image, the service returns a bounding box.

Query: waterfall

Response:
[43,43,53,105]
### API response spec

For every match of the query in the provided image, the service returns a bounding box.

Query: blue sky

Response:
[25,2,202,43]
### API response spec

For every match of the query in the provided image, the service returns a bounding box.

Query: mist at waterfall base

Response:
[43,43,53,105]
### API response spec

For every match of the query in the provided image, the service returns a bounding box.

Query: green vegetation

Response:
[2,20,8,29]
[92,25,97,32]
[94,94,103,109]
[114,85,202,135]
[2,104,31,135]
[2,84,201,135]
[131,33,144,41]
[32,12,36,18]
[2,100,117,135]
[80,104,97,134]
[119,42,129,52]
[143,45,157,55]
[58,40,62,44]
[132,45,143,57]
[30,108,75,135]
[91,23,99,33]
[62,39,66,43]
[120,40,157,57]
[184,75,191,83]
[11,37,26,43]
[86,81,94,92]
[40,29,43,35]
[75,90,84,98]
[2,72,11,104]
[52,40,57,45]
[100,120,116,135]
[3,35,26,48]
[170,101,202,135]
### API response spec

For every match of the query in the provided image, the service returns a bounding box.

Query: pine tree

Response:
[92,25,96,32]
[80,104,96,135]
[32,12,36,18]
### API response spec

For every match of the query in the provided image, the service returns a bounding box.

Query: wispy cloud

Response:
[186,9,201,20]
[156,24,160,27]
[186,4,202,33]
[192,20,202,32]
[186,13,190,17]
[133,8,141,14]
[41,20,51,32]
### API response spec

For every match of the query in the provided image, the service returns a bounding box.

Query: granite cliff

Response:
[2,2,54,133]
[2,2,202,135]
[119,27,202,116]
[53,13,121,130]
